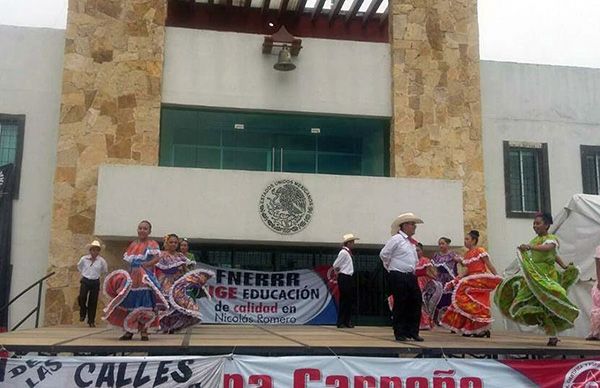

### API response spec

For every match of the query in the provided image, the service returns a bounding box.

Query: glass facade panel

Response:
[318,153,362,175]
[160,107,389,177]
[172,145,197,167]
[223,148,272,171]
[196,147,222,169]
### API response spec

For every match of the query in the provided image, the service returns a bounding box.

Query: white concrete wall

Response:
[481,61,600,335]
[95,165,464,248]
[162,28,392,117]
[0,25,64,329]
[481,60,600,272]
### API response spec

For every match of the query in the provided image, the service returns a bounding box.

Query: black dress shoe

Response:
[410,335,425,342]
[337,324,344,328]
[79,317,85,322]
[346,323,355,328]
[395,336,407,341]
[119,332,133,341]
[547,337,559,346]
[88,322,96,328]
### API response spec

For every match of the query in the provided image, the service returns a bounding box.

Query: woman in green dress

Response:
[495,212,579,346]
[180,238,197,262]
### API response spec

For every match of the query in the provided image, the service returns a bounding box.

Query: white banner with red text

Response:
[0,354,225,388]
[196,263,338,325]
[2,354,600,387]
[225,356,600,387]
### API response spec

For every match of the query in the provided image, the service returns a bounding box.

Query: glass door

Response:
[275,133,317,173]
[222,129,274,171]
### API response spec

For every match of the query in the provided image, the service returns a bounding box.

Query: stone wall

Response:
[45,0,167,325]
[389,0,487,242]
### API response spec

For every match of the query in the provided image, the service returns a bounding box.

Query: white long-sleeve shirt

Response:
[333,247,354,275]
[77,255,108,280]
[379,231,418,273]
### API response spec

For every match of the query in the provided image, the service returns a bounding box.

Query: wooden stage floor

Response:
[1,324,599,357]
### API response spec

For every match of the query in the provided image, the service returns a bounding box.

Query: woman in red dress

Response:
[103,220,168,341]
[416,243,435,330]
[440,230,502,338]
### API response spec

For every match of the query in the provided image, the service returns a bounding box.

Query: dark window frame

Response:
[503,141,551,218]
[0,114,25,198]
[581,145,600,195]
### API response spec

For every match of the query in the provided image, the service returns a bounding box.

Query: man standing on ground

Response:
[77,240,108,327]
[380,213,426,341]
[333,233,359,328]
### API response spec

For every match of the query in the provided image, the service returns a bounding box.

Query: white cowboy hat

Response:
[390,212,424,235]
[86,240,103,250]
[343,234,359,243]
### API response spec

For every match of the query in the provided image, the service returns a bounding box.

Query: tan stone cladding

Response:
[389,0,487,242]
[45,0,167,326]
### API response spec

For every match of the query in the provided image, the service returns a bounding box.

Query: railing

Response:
[0,272,55,331]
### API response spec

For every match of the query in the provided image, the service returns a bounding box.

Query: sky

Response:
[1,0,600,68]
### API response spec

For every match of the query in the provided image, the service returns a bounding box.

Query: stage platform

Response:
[1,324,598,358]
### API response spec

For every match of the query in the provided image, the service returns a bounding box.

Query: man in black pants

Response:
[333,234,359,328]
[77,240,108,327]
[380,213,430,342]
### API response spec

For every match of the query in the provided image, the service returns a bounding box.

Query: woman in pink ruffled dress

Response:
[416,243,435,330]
[156,233,214,333]
[103,220,168,341]
[587,245,600,341]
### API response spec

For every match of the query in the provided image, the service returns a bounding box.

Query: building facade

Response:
[41,0,483,326]
[0,0,598,330]
[0,25,64,329]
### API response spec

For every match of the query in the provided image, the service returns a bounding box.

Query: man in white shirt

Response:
[77,240,108,327]
[380,213,425,342]
[333,234,359,328]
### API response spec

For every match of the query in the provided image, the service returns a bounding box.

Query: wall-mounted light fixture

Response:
[262,26,302,72]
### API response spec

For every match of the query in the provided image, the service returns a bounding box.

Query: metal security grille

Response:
[194,244,389,325]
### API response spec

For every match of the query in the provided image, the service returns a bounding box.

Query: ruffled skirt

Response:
[589,282,600,338]
[160,270,212,333]
[495,252,579,336]
[419,278,442,330]
[440,273,503,335]
[102,268,169,333]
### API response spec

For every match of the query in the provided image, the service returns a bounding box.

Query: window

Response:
[503,141,551,218]
[0,114,25,197]
[159,107,389,177]
[581,145,600,194]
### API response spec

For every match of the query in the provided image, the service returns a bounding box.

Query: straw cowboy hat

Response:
[390,212,424,235]
[86,240,103,250]
[342,234,359,243]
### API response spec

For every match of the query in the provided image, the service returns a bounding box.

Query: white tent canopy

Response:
[498,194,599,337]
[551,193,600,281]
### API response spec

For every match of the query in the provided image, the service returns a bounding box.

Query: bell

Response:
[273,45,296,71]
